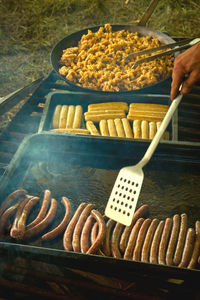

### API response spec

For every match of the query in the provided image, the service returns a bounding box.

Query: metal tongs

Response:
[125,37,200,69]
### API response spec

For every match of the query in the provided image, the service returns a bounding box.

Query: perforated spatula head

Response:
[105,93,183,226]
[105,165,144,226]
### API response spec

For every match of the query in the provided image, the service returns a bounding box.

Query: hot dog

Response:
[86,210,106,255]
[173,213,188,266]
[187,221,200,269]
[72,203,94,252]
[10,196,30,239]
[178,228,195,268]
[80,215,94,253]
[42,197,71,241]
[0,202,20,238]
[17,196,40,240]
[124,218,144,260]
[102,218,116,257]
[27,189,51,230]
[149,220,164,264]
[141,218,159,263]
[0,189,27,218]
[111,222,124,258]
[158,218,172,265]
[133,218,151,261]
[63,202,86,251]
[90,221,99,245]
[24,198,58,239]
[120,204,149,253]
[166,214,180,266]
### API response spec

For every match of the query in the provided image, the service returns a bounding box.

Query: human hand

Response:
[170,42,200,100]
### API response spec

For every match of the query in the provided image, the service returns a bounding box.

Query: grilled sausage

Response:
[42,197,71,241]
[187,221,200,269]
[17,196,40,240]
[149,220,164,264]
[158,218,172,265]
[111,222,124,258]
[0,189,27,218]
[72,203,94,252]
[124,218,144,260]
[90,221,99,245]
[141,218,159,263]
[102,218,116,257]
[166,214,180,266]
[86,210,106,255]
[173,213,188,266]
[63,202,86,251]
[80,215,94,253]
[0,202,20,237]
[24,198,58,239]
[27,189,51,230]
[178,228,195,268]
[120,204,149,253]
[133,218,152,261]
[10,196,30,239]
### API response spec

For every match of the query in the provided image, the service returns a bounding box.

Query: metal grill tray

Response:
[0,132,200,281]
[38,90,177,140]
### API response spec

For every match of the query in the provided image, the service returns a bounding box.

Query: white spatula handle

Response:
[138,94,182,168]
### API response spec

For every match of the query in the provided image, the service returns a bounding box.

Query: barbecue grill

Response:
[0,67,200,299]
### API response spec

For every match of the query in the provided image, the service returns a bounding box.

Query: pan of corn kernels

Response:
[51,24,176,94]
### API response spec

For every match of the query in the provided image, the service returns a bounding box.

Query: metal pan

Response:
[51,24,176,95]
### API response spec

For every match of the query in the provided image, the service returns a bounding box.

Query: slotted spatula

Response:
[105,93,182,226]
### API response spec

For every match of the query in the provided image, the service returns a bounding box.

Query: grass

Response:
[0,0,200,96]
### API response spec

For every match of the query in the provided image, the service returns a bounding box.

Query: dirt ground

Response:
[0,0,200,97]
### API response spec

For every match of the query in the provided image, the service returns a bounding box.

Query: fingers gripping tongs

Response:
[125,37,200,69]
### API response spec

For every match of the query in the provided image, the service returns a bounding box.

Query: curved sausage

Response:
[141,218,159,263]
[102,218,116,257]
[133,218,151,261]
[86,210,106,255]
[119,204,149,253]
[158,218,172,265]
[17,196,40,240]
[149,220,164,264]
[173,213,188,266]
[0,189,27,218]
[124,218,144,260]
[178,228,195,268]
[63,202,86,251]
[42,197,71,241]
[24,198,58,239]
[90,222,99,245]
[165,214,180,266]
[27,189,51,230]
[72,203,94,252]
[111,222,124,258]
[0,202,20,237]
[187,221,200,269]
[10,196,30,239]
[80,215,94,253]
